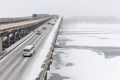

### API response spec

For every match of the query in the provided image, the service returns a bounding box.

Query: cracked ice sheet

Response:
[57,24,120,47]
[48,48,120,80]
[48,23,120,80]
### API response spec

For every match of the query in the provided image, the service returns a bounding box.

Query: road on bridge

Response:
[0,19,55,80]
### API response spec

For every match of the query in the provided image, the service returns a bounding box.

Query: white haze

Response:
[0,0,120,18]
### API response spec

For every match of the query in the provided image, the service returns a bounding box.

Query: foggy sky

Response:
[0,0,120,18]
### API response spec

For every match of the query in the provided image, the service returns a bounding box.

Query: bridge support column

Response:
[7,34,10,47]
[18,29,22,39]
[21,29,24,36]
[23,29,26,36]
[0,36,3,54]
[16,32,19,40]
[25,27,30,34]
[16,30,21,40]
[12,32,17,43]
[9,32,15,44]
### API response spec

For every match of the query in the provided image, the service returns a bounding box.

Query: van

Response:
[23,45,35,57]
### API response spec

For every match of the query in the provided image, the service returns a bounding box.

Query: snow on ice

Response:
[48,23,120,80]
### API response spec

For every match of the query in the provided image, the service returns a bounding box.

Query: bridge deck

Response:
[0,17,50,32]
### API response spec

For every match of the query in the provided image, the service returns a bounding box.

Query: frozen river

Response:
[48,23,120,80]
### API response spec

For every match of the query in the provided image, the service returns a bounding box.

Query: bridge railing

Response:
[36,16,63,80]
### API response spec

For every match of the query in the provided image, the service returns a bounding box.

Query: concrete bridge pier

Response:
[10,31,16,44]
[23,27,28,35]
[25,27,31,34]
[18,29,22,39]
[16,32,19,41]
[20,29,24,37]
[6,34,11,47]
[0,36,3,54]
[22,29,26,36]
[13,31,17,42]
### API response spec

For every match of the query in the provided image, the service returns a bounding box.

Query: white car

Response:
[23,45,35,57]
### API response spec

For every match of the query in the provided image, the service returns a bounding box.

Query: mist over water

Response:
[64,16,120,24]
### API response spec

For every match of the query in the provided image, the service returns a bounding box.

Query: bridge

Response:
[0,14,63,80]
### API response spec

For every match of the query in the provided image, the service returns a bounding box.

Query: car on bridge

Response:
[36,30,42,35]
[23,45,35,57]
[47,20,55,25]
[42,27,47,30]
